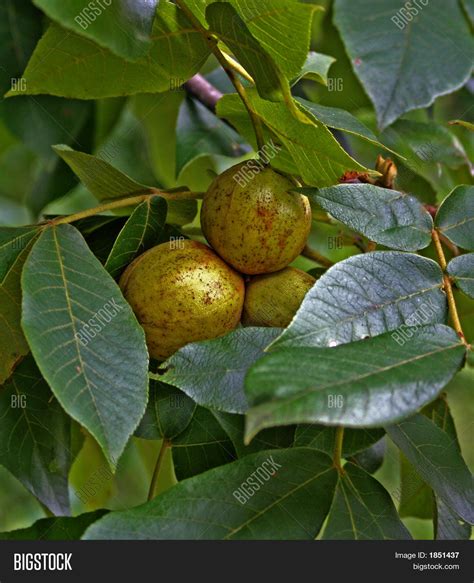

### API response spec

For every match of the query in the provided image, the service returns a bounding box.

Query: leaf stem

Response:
[148,439,171,502]
[333,426,345,474]
[431,229,467,345]
[175,0,265,152]
[50,190,202,226]
[220,51,254,83]
[301,244,334,268]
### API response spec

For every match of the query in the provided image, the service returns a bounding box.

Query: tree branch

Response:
[184,74,223,114]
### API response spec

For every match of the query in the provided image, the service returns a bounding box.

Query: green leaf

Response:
[0,0,43,95]
[323,463,411,540]
[206,2,288,101]
[291,52,336,86]
[228,0,321,82]
[447,254,474,299]
[10,2,210,99]
[172,407,236,480]
[272,251,446,349]
[176,96,248,176]
[334,0,474,128]
[21,224,149,466]
[53,145,196,226]
[0,357,74,515]
[212,411,295,458]
[297,98,397,153]
[0,236,36,383]
[53,145,151,200]
[159,327,281,414]
[245,89,368,186]
[294,425,384,458]
[104,196,167,279]
[83,448,338,539]
[435,185,474,250]
[302,184,433,251]
[0,510,106,540]
[136,381,196,440]
[33,0,159,60]
[245,325,465,439]
[215,93,299,176]
[386,414,474,524]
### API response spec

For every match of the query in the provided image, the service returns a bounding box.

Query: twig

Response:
[301,245,334,268]
[148,439,171,502]
[50,190,202,226]
[175,0,265,151]
[333,426,345,474]
[432,229,468,345]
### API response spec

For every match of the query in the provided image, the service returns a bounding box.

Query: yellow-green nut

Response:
[200,162,312,275]
[119,240,245,360]
[242,267,316,328]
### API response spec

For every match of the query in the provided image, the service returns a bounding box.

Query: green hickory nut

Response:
[242,267,316,328]
[119,240,245,360]
[201,162,312,275]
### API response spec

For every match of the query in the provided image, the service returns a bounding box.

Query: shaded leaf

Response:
[0,237,36,383]
[245,325,466,439]
[21,224,149,466]
[1,97,92,161]
[212,411,295,458]
[302,183,433,251]
[436,185,474,250]
[435,497,471,540]
[351,437,386,475]
[104,196,167,279]
[294,425,384,458]
[172,407,236,480]
[136,381,196,440]
[33,0,159,60]
[386,414,474,524]
[447,253,474,299]
[84,448,338,539]
[334,0,474,128]
[0,357,74,515]
[272,251,446,349]
[0,226,38,283]
[0,0,42,95]
[158,327,281,414]
[0,510,106,540]
[323,463,411,540]
[176,96,248,176]
[381,120,471,193]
